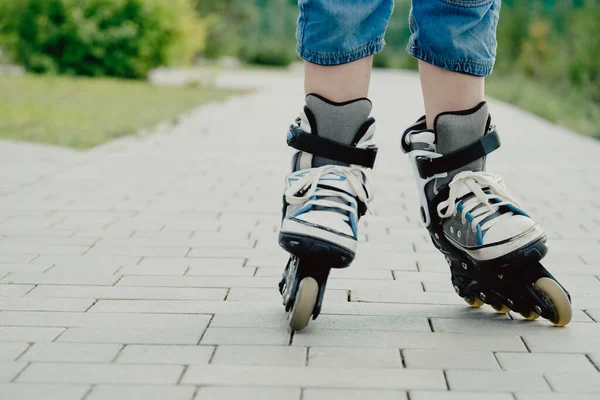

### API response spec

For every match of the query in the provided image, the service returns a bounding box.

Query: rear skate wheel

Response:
[520,311,540,321]
[492,304,510,314]
[533,277,572,327]
[464,296,484,308]
[288,277,319,331]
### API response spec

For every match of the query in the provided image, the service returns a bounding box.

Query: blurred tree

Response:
[0,0,204,79]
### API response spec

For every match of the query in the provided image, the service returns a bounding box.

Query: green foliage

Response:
[0,0,204,79]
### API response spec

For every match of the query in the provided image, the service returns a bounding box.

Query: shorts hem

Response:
[297,38,385,66]
[407,43,494,77]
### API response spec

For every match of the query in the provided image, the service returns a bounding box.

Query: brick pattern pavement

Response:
[0,69,599,399]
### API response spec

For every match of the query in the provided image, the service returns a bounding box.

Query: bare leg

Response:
[304,56,373,102]
[419,60,484,129]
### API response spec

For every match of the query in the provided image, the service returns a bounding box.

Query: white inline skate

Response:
[278,94,378,331]
[402,101,572,326]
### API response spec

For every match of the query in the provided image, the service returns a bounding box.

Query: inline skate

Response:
[402,101,572,326]
[278,94,378,331]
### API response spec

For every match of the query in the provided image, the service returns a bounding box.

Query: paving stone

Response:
[0,383,90,400]
[515,394,600,400]
[524,335,600,353]
[0,297,96,312]
[20,343,122,363]
[403,349,499,370]
[28,285,227,300]
[446,370,551,392]
[545,372,600,393]
[0,284,35,297]
[0,311,209,329]
[57,324,208,345]
[211,345,306,366]
[293,330,526,351]
[226,287,347,302]
[0,343,29,361]
[87,385,195,400]
[308,347,402,368]
[116,275,277,288]
[496,352,597,372]
[411,392,513,400]
[194,386,301,400]
[303,388,406,400]
[0,362,27,381]
[116,345,214,364]
[432,318,600,336]
[182,365,446,389]
[0,327,64,342]
[1,272,120,286]
[200,327,291,346]
[17,363,184,384]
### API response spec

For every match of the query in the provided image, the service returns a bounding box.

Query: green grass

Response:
[487,73,600,140]
[0,73,238,149]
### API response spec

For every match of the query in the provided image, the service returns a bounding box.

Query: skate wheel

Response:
[464,296,484,308]
[288,277,319,331]
[520,311,540,321]
[533,277,572,327]
[492,304,510,314]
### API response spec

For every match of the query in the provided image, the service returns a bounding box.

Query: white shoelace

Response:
[437,171,520,232]
[284,165,373,215]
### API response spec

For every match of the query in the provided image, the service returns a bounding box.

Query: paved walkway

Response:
[0,69,599,400]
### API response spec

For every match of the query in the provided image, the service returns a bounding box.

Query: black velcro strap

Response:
[417,130,501,179]
[287,125,378,168]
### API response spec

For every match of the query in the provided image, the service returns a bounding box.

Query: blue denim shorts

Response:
[296,0,501,76]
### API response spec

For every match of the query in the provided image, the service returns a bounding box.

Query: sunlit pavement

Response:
[0,68,599,399]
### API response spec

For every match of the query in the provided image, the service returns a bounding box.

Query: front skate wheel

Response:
[534,277,572,327]
[288,277,319,331]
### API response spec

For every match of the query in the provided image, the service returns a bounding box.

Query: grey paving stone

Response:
[1,272,120,286]
[0,284,35,297]
[0,327,64,342]
[211,345,306,366]
[0,343,29,361]
[17,363,184,384]
[0,362,27,381]
[226,287,347,302]
[308,347,402,368]
[28,285,227,300]
[411,392,513,400]
[293,330,526,352]
[403,349,499,370]
[116,345,214,364]
[545,372,600,393]
[432,318,600,336]
[0,311,208,329]
[303,388,406,400]
[446,370,551,392]
[87,385,195,400]
[116,275,277,288]
[0,297,96,312]
[524,335,600,353]
[0,264,49,274]
[182,365,445,389]
[200,327,291,346]
[515,394,600,400]
[495,352,597,372]
[57,325,208,345]
[0,383,90,400]
[194,386,301,400]
[119,264,188,275]
[20,343,122,363]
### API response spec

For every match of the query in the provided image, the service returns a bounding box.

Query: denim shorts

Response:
[296,0,501,76]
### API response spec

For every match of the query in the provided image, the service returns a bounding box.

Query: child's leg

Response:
[402,0,572,325]
[279,0,393,331]
[305,56,373,102]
